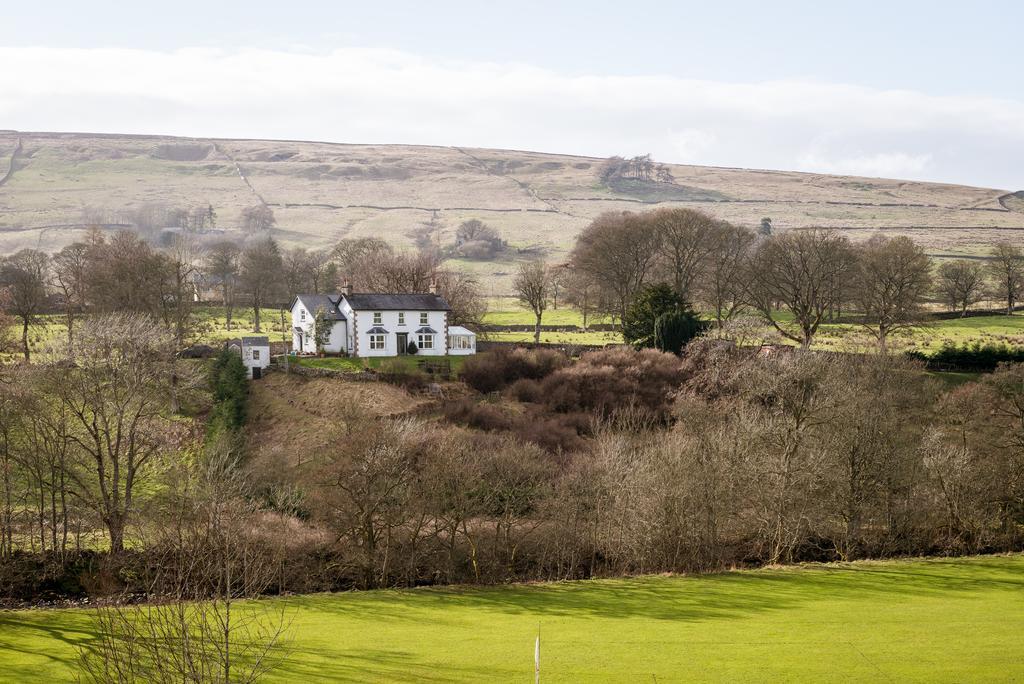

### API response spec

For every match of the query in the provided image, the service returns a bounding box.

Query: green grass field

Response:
[7,304,1024,361]
[2,554,1022,682]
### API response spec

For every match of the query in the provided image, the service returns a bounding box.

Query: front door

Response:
[396,333,409,355]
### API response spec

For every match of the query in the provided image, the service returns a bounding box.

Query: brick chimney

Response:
[341,280,352,296]
[429,277,438,295]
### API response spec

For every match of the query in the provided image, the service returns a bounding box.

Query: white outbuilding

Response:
[447,326,477,355]
[229,336,271,379]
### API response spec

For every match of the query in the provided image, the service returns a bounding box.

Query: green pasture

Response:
[2,554,1022,682]
[7,304,1024,360]
[484,297,614,328]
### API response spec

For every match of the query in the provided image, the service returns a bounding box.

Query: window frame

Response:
[419,312,429,326]
[251,348,261,360]
[373,312,383,325]
[369,334,386,351]
[417,333,434,350]
[398,312,406,325]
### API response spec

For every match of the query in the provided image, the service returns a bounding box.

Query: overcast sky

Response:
[3,1,1022,189]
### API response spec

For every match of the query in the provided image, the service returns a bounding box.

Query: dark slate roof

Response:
[365,326,390,334]
[242,336,269,346]
[344,293,451,311]
[415,326,437,334]
[293,294,347,321]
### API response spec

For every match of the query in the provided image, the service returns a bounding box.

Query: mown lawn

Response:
[2,554,1022,682]
[296,354,471,376]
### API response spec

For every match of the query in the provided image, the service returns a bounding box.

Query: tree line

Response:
[0,229,487,362]
[514,208,1024,350]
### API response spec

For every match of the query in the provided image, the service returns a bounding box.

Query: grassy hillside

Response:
[1,131,1022,294]
[1,554,1021,682]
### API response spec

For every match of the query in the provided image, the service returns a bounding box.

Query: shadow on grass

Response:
[1,555,1020,682]
[0,608,95,679]
[266,555,1023,682]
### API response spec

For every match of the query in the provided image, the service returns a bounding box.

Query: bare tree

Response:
[547,263,568,310]
[514,260,549,344]
[307,249,336,294]
[83,230,167,317]
[332,237,392,286]
[205,240,242,331]
[51,242,89,351]
[348,248,485,326]
[563,267,599,330]
[239,238,283,332]
[649,207,720,301]
[50,314,179,553]
[310,409,422,589]
[701,223,755,325]
[454,219,504,259]
[163,234,202,347]
[0,249,50,361]
[571,211,662,324]
[987,242,1024,315]
[936,259,985,316]
[79,450,289,683]
[282,247,314,297]
[241,204,276,233]
[746,229,852,347]
[850,235,933,352]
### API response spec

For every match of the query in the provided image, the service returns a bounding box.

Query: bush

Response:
[512,414,588,454]
[538,347,686,421]
[508,378,544,403]
[208,349,248,434]
[406,340,419,355]
[623,283,690,347]
[909,341,1024,371]
[443,399,514,431]
[654,310,705,354]
[461,348,568,393]
[378,358,428,391]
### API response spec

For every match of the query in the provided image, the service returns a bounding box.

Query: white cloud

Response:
[0,46,1022,189]
[796,151,933,178]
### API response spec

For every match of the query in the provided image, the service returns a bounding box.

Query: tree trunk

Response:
[66,314,74,353]
[253,301,262,332]
[107,516,125,554]
[224,285,233,331]
[21,318,30,362]
[533,313,542,345]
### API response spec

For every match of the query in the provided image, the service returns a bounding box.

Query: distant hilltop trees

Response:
[599,154,675,185]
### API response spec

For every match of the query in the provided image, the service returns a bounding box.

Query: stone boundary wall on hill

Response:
[479,323,619,333]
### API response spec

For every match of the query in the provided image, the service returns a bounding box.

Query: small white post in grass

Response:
[534,623,540,684]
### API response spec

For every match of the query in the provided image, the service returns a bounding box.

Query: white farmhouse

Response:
[290,285,475,358]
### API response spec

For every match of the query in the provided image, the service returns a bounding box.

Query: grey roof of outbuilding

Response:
[241,336,270,346]
[344,293,451,311]
[293,294,347,321]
